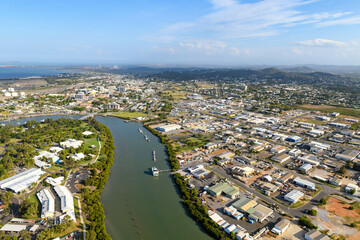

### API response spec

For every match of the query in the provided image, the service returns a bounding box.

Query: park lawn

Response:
[84,138,99,149]
[111,111,147,119]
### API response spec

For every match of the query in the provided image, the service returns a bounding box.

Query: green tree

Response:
[309,209,317,216]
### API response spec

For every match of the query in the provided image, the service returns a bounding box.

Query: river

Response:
[4,115,212,240]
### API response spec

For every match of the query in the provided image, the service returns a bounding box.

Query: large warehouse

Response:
[0,168,44,193]
[156,124,182,132]
[37,189,55,218]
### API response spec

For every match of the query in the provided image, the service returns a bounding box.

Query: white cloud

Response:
[316,16,360,27]
[297,38,346,47]
[160,0,355,40]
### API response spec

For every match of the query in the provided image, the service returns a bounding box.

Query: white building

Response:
[284,190,304,203]
[33,151,60,163]
[60,139,83,149]
[70,152,85,161]
[37,189,55,218]
[271,219,291,235]
[34,159,51,169]
[345,183,358,193]
[293,177,316,190]
[0,168,44,193]
[156,124,182,132]
[54,185,74,213]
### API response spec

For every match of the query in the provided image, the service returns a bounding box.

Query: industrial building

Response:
[156,124,182,132]
[299,163,313,174]
[271,153,291,164]
[232,197,257,213]
[297,154,319,166]
[286,135,302,143]
[248,204,273,223]
[207,183,239,198]
[271,219,291,235]
[293,177,316,190]
[284,190,304,203]
[0,168,44,193]
[0,224,27,233]
[335,149,360,161]
[231,166,254,177]
[37,189,55,218]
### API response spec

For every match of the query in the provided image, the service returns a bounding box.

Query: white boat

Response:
[151,167,159,176]
[138,128,143,134]
[153,150,156,162]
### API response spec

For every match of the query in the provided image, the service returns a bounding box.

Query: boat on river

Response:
[153,150,156,162]
[151,167,159,176]
[138,128,143,134]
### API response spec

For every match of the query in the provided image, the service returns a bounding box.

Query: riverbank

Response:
[81,118,115,240]
[143,123,232,240]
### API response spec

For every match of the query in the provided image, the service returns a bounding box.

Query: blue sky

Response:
[1,0,360,65]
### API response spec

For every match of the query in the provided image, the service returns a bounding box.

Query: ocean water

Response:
[0,66,74,79]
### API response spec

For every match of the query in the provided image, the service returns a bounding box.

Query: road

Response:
[90,137,102,164]
[75,197,86,240]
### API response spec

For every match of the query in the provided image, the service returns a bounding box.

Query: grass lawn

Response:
[290,197,309,208]
[111,111,147,119]
[49,222,79,239]
[0,146,4,155]
[175,137,208,153]
[84,138,99,149]
[298,105,360,118]
[74,198,80,221]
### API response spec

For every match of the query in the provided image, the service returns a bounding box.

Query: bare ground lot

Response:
[311,197,360,239]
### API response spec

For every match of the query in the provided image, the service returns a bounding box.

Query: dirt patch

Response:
[326,197,360,222]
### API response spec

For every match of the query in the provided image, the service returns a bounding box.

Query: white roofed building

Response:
[37,189,55,218]
[54,185,75,214]
[60,139,83,149]
[0,168,44,193]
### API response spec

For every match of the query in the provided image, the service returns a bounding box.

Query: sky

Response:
[1,0,360,66]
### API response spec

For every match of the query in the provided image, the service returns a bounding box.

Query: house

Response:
[305,230,330,240]
[271,219,291,235]
[105,102,120,110]
[271,153,291,164]
[284,190,304,203]
[82,131,94,136]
